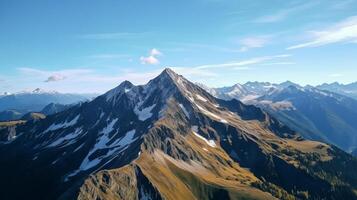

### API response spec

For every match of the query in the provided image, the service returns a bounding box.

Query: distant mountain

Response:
[1,69,357,200]
[254,86,357,152]
[206,81,298,103]
[21,112,46,121]
[317,82,357,100]
[243,81,278,95]
[0,88,97,113]
[203,82,357,152]
[41,103,72,116]
[0,110,23,121]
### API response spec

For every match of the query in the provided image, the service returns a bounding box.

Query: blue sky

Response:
[1,0,357,93]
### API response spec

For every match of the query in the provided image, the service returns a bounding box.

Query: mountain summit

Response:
[1,69,357,200]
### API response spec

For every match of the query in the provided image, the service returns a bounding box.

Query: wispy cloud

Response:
[238,36,271,52]
[191,54,291,70]
[18,67,93,83]
[167,42,241,53]
[330,0,356,10]
[78,32,150,39]
[16,67,162,92]
[253,1,318,23]
[260,62,296,66]
[140,48,162,65]
[167,54,292,81]
[253,10,289,23]
[287,16,357,49]
[45,74,66,82]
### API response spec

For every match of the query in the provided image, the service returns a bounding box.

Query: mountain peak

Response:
[156,67,179,81]
[118,80,134,88]
[147,67,184,90]
[161,67,176,76]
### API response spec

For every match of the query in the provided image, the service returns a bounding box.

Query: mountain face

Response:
[206,82,357,152]
[0,89,96,113]
[0,69,357,200]
[41,103,72,116]
[253,86,357,152]
[317,82,357,100]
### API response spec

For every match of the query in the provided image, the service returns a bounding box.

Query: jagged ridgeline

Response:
[0,68,356,200]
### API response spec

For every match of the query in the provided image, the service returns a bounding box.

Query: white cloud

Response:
[238,36,271,52]
[287,16,357,49]
[150,48,162,56]
[140,55,160,65]
[140,48,162,65]
[45,74,66,82]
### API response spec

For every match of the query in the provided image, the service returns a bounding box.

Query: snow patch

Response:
[47,128,83,147]
[195,104,228,123]
[74,143,85,152]
[44,115,80,133]
[134,104,156,121]
[67,121,138,179]
[220,119,228,124]
[179,104,189,118]
[124,88,131,93]
[77,119,119,171]
[196,94,208,102]
[192,127,216,148]
[110,129,137,147]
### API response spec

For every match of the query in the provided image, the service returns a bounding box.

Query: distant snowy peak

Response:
[278,81,301,89]
[16,88,59,95]
[317,82,357,100]
[199,80,348,104]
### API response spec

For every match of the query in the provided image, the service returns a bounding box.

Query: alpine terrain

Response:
[204,82,357,153]
[317,82,357,100]
[0,89,96,121]
[0,69,356,200]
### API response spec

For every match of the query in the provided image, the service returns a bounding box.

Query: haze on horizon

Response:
[1,0,357,93]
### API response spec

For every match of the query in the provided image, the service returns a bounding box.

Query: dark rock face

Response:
[0,69,356,200]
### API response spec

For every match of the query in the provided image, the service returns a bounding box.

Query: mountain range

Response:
[0,89,96,121]
[201,82,357,153]
[0,69,356,200]
[317,82,357,100]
